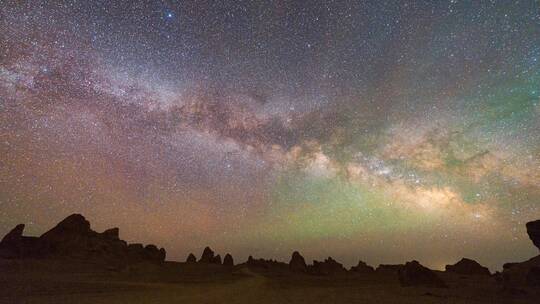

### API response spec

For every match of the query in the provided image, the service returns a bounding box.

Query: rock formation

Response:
[445,258,490,276]
[398,260,446,288]
[289,251,307,272]
[526,219,540,250]
[308,257,347,275]
[246,256,287,270]
[199,246,215,263]
[186,253,197,263]
[223,253,234,266]
[375,264,403,274]
[0,214,166,264]
[350,260,375,274]
[212,254,222,265]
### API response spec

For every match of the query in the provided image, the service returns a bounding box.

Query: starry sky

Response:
[1,0,539,270]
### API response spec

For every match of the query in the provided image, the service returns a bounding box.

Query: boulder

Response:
[308,257,347,275]
[199,246,215,263]
[350,260,375,274]
[186,253,197,263]
[445,258,490,276]
[526,220,540,250]
[223,253,234,266]
[398,261,446,288]
[289,251,307,273]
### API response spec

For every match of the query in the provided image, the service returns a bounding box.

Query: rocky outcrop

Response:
[0,214,166,264]
[246,256,287,270]
[1,224,25,244]
[289,251,307,273]
[212,254,222,265]
[186,253,197,263]
[398,261,446,288]
[526,220,540,250]
[445,258,490,276]
[0,224,40,258]
[350,260,375,274]
[308,257,347,275]
[223,253,234,266]
[501,219,540,287]
[199,247,215,263]
[376,264,403,274]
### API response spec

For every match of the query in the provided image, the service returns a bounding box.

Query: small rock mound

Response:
[445,258,490,276]
[289,251,307,273]
[186,253,197,263]
[223,253,234,266]
[526,220,540,250]
[398,261,446,288]
[308,257,347,275]
[350,260,375,274]
[199,246,215,263]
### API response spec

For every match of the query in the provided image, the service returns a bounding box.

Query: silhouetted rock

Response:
[398,261,446,288]
[186,253,197,263]
[101,228,120,240]
[245,256,288,271]
[0,224,39,258]
[350,260,375,274]
[212,254,222,265]
[1,224,25,244]
[0,214,166,264]
[445,258,490,276]
[308,257,347,275]
[376,264,404,274]
[526,220,540,250]
[502,255,540,287]
[223,253,234,266]
[289,251,307,272]
[199,246,215,263]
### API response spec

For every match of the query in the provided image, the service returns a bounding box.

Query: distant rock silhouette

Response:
[499,219,540,288]
[289,251,307,272]
[0,214,166,264]
[308,257,347,275]
[398,261,446,288]
[526,220,540,250]
[212,254,222,265]
[199,247,215,263]
[0,224,39,258]
[350,260,375,274]
[223,253,234,266]
[1,224,25,244]
[186,253,197,263]
[376,264,404,274]
[445,258,490,276]
[246,255,287,270]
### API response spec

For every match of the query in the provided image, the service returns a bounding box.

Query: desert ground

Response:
[1,258,538,304]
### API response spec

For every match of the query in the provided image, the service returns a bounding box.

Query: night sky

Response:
[1,0,539,270]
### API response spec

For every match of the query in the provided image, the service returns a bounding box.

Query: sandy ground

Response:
[0,259,538,304]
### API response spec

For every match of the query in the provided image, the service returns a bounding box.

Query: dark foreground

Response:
[1,258,538,304]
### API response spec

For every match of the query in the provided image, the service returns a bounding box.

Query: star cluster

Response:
[1,0,539,270]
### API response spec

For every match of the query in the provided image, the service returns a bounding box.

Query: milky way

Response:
[1,1,539,270]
